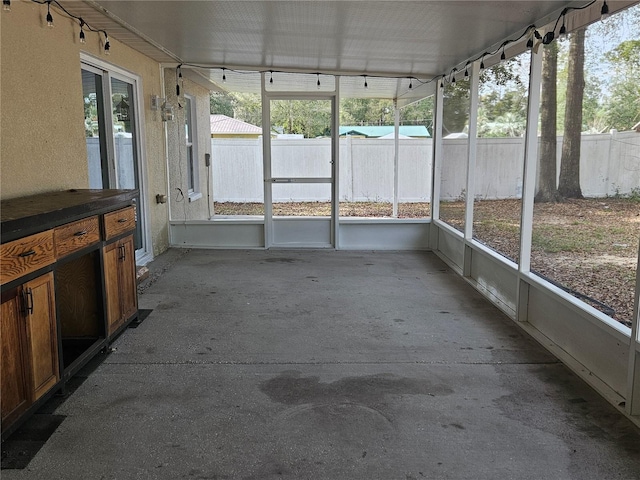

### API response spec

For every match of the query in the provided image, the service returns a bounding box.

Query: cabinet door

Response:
[119,236,138,322]
[23,272,59,401]
[103,235,138,337]
[1,288,30,426]
[103,241,122,335]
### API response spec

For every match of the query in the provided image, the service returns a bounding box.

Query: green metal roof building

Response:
[339,125,430,138]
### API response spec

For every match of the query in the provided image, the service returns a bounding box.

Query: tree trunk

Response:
[558,28,586,199]
[535,41,560,203]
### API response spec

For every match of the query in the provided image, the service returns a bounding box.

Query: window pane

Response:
[532,5,640,327]
[187,146,195,191]
[111,78,138,190]
[272,183,332,216]
[82,69,108,189]
[473,52,530,262]
[439,79,471,232]
[398,96,433,219]
[212,93,264,217]
[184,97,192,144]
[338,97,433,218]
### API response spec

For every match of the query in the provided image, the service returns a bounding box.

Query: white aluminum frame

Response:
[80,53,153,265]
[261,76,340,249]
[429,23,640,426]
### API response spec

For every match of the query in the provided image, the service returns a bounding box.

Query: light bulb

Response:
[409,78,413,89]
[269,71,273,84]
[559,15,567,37]
[463,68,469,81]
[222,69,226,83]
[317,74,321,89]
[79,28,86,43]
[46,3,53,27]
[364,76,368,89]
[3,0,11,12]
[601,1,609,20]
[104,35,111,55]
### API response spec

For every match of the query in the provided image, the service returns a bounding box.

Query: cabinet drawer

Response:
[54,216,100,259]
[103,206,136,240]
[1,230,55,285]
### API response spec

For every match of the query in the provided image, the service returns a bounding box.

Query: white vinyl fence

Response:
[85,132,638,201]
[86,135,137,189]
[207,131,639,203]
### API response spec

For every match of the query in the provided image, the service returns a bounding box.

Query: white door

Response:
[81,60,151,263]
[264,95,339,248]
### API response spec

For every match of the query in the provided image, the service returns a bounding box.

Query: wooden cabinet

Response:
[1,189,139,438]
[103,235,138,336]
[1,288,30,426]
[1,272,58,426]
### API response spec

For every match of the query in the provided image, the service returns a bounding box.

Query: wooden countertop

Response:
[1,189,138,243]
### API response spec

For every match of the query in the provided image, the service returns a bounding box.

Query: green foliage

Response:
[340,98,393,126]
[477,55,528,137]
[210,92,235,117]
[271,99,331,138]
[209,92,262,126]
[603,39,640,130]
[339,97,434,131]
[442,79,471,134]
[400,97,434,128]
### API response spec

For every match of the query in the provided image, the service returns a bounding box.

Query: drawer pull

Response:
[74,230,88,237]
[18,250,37,257]
[118,218,128,223]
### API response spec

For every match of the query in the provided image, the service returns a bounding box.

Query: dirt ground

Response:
[215,199,639,326]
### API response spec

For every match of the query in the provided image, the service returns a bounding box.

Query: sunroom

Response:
[1,0,639,460]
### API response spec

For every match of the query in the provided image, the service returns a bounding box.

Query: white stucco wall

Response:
[0,2,175,257]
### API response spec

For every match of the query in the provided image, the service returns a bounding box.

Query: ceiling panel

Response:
[61,0,627,99]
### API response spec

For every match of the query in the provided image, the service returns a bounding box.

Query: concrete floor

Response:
[3,249,640,479]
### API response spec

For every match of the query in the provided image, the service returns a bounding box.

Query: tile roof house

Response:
[210,114,262,138]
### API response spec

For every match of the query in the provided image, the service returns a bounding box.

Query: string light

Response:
[30,0,113,53]
[14,0,605,99]
[559,14,567,37]
[79,19,86,43]
[46,1,53,27]
[3,0,11,12]
[176,65,181,96]
[601,1,609,20]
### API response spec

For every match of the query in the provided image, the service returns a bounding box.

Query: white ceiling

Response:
[66,0,621,100]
